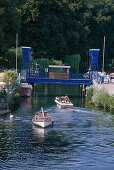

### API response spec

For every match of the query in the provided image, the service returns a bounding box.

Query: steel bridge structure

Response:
[26,72,92,85]
[21,47,99,86]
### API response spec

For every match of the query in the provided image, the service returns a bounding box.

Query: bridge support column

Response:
[34,84,36,95]
[80,84,86,107]
[80,85,82,98]
[32,83,36,96]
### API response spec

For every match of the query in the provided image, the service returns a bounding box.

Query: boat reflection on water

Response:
[33,125,52,139]
[20,97,32,112]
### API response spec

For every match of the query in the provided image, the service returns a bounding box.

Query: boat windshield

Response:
[37,112,48,117]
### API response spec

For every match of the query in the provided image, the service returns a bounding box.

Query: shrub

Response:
[86,87,93,101]
[107,95,114,111]
[3,70,18,89]
[15,93,20,98]
[14,93,20,105]
[49,58,64,66]
[92,88,109,107]
[1,88,8,103]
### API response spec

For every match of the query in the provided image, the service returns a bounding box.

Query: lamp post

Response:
[102,36,105,72]
[16,33,18,73]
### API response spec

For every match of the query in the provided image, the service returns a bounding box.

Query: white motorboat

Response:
[32,107,53,128]
[55,95,73,109]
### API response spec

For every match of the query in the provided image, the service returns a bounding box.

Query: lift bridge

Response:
[21,47,99,85]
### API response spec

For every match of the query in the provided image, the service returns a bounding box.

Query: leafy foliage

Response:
[3,70,18,89]
[1,88,7,103]
[4,47,22,70]
[49,58,64,66]
[92,88,109,107]
[34,58,49,72]
[0,0,113,72]
[107,95,114,111]
[65,54,81,73]
[87,87,114,111]
[0,0,21,52]
[86,87,93,101]
[32,58,64,72]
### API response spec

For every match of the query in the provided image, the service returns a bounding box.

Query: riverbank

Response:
[0,110,11,115]
[0,71,21,113]
[93,80,114,96]
[86,82,114,112]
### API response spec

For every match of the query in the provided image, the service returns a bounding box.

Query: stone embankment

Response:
[0,110,11,115]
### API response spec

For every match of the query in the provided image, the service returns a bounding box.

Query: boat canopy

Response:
[49,65,70,69]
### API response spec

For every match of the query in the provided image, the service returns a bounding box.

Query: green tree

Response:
[0,0,21,49]
[3,47,22,70]
[49,58,64,66]
[3,70,18,89]
[65,54,81,73]
[21,0,89,62]
[0,0,21,66]
[83,0,114,71]
[0,0,113,73]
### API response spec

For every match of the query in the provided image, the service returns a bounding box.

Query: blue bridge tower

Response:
[21,47,31,80]
[88,49,99,80]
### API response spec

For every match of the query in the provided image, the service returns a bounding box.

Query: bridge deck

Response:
[26,72,92,85]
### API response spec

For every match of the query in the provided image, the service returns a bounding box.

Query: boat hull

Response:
[32,120,52,128]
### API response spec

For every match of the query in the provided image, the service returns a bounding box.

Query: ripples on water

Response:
[0,84,114,169]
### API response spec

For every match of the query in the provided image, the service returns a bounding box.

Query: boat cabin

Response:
[49,65,70,78]
[33,112,51,122]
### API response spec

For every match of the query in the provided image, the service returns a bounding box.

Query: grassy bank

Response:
[86,87,114,112]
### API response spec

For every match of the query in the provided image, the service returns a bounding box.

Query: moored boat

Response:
[32,108,53,128]
[55,95,73,109]
[20,83,32,97]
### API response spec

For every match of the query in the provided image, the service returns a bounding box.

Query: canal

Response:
[0,84,114,169]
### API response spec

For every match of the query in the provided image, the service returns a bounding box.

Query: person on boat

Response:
[65,95,69,103]
[65,95,68,100]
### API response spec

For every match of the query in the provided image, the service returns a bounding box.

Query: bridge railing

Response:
[69,73,90,79]
[28,71,90,80]
[28,72,49,78]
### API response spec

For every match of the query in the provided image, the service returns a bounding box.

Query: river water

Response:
[0,84,114,170]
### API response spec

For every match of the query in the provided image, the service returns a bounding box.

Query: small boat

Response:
[55,95,73,109]
[32,107,53,128]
